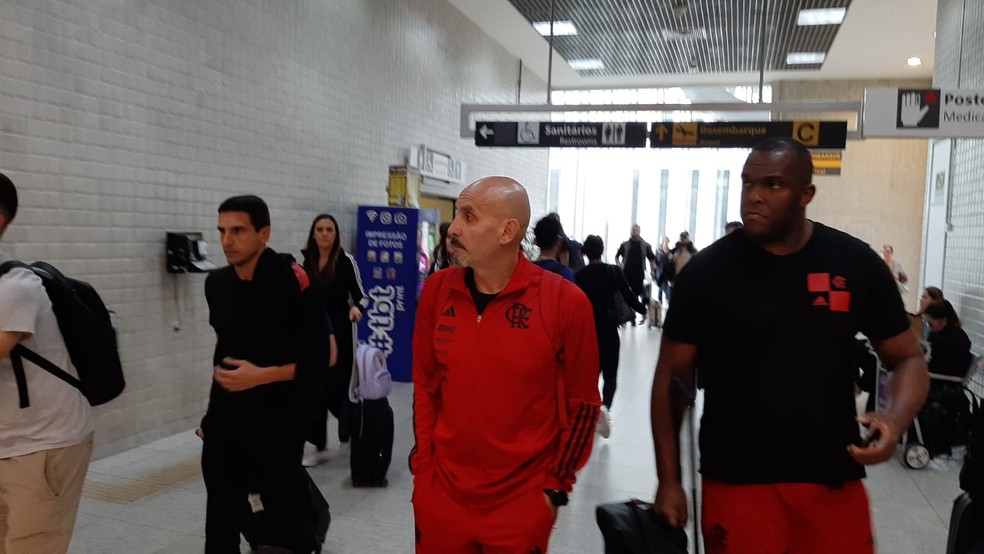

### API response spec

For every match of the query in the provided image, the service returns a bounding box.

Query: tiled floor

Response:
[69,325,964,553]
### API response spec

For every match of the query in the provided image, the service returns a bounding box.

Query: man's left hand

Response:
[213,357,265,392]
[847,412,901,465]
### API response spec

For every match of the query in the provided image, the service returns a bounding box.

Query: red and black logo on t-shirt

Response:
[808,272,850,312]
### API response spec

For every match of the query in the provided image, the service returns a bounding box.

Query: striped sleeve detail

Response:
[554,402,599,477]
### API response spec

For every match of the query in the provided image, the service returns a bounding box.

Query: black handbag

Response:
[595,499,688,554]
[608,266,636,325]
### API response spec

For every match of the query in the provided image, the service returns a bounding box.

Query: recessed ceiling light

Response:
[568,58,604,71]
[786,52,826,65]
[532,20,577,36]
[797,7,847,26]
[907,56,923,67]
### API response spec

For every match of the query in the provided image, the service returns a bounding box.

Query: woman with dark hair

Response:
[574,235,646,439]
[917,286,945,339]
[301,214,367,466]
[924,300,973,379]
[919,286,945,314]
[429,222,452,275]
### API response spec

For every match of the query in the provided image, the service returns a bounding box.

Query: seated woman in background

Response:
[918,286,945,338]
[924,299,973,379]
[921,299,974,456]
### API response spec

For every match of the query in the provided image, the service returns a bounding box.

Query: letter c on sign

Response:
[793,121,819,147]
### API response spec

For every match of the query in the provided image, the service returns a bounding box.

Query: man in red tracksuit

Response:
[411,176,601,553]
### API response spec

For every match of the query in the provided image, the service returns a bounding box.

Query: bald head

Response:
[447,176,531,272]
[460,176,531,240]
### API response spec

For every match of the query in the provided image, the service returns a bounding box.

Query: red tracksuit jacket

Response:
[411,255,601,511]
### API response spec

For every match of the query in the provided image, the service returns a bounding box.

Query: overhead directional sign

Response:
[811,151,842,176]
[650,121,848,149]
[475,121,648,147]
[863,88,984,138]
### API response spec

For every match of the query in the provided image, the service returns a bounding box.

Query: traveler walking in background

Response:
[615,224,657,325]
[532,215,575,282]
[301,214,367,466]
[575,234,646,438]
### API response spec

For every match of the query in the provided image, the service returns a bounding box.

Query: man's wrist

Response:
[543,488,568,507]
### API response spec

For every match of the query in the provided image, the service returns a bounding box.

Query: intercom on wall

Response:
[165,232,218,273]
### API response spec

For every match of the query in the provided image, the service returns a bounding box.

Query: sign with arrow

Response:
[474,121,648,147]
[649,121,848,149]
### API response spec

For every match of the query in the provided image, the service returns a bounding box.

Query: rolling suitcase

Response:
[244,467,331,553]
[350,397,394,487]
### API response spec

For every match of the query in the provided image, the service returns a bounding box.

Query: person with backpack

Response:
[201,196,331,554]
[300,213,367,467]
[0,172,94,553]
[410,177,600,553]
[575,235,646,439]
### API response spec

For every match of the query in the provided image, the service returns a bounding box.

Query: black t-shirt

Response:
[575,263,646,329]
[663,223,910,486]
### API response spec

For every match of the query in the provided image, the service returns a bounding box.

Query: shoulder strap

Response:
[10,345,82,408]
[0,260,28,279]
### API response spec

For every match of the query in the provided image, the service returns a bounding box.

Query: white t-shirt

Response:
[0,251,92,458]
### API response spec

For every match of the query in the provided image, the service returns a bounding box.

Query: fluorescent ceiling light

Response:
[786,52,826,65]
[797,7,847,26]
[907,56,923,67]
[533,20,577,36]
[568,58,604,71]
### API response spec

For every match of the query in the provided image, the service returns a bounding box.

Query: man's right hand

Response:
[653,481,689,527]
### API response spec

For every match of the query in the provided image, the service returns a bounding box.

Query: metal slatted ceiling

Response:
[508,0,852,76]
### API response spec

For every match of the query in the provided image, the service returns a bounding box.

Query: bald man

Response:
[410,177,601,553]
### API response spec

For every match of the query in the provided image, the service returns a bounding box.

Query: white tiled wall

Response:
[0,0,548,457]
[935,0,984,354]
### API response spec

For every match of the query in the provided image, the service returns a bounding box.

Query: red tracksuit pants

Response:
[412,467,557,553]
[701,479,875,554]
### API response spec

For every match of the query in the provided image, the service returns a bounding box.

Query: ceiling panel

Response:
[506,0,852,77]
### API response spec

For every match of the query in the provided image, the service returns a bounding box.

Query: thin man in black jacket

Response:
[201,195,328,554]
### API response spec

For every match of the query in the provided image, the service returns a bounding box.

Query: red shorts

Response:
[702,479,875,554]
[411,466,556,553]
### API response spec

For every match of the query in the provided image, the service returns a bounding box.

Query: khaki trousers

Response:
[0,433,94,554]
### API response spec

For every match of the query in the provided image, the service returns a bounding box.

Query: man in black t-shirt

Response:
[650,138,929,553]
[615,225,657,324]
[201,195,328,553]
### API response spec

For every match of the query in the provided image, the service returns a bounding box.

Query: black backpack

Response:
[0,260,125,408]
